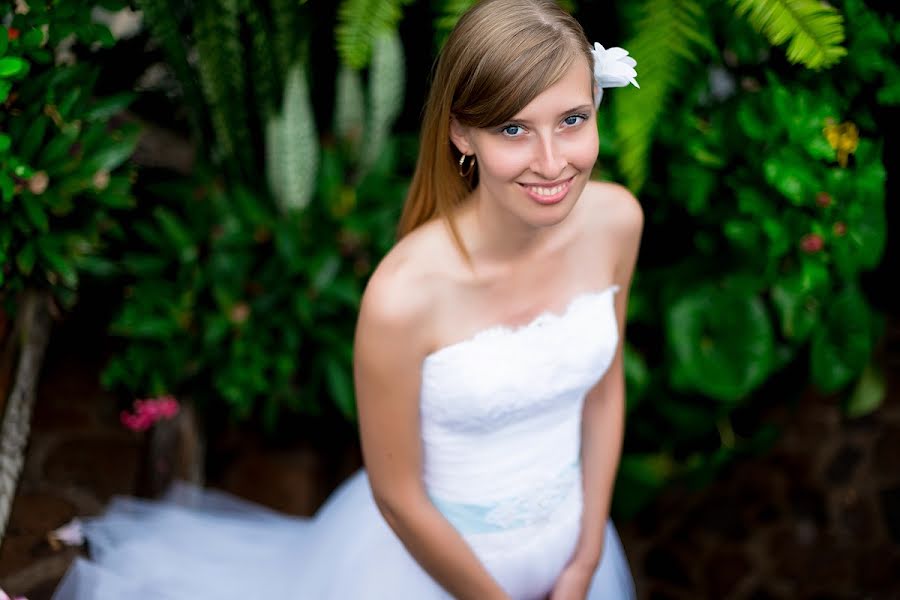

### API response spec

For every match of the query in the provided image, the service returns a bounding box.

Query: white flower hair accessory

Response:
[591,42,639,107]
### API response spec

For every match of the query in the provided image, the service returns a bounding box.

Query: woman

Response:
[52,1,641,598]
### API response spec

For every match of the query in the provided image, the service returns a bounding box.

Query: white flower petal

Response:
[605,47,629,61]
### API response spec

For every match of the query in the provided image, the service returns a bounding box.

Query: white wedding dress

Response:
[52,285,636,599]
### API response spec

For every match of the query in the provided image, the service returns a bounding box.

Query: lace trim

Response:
[423,284,620,365]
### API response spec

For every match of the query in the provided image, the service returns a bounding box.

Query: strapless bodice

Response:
[418,285,620,546]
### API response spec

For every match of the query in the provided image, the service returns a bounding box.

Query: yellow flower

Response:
[823,119,859,168]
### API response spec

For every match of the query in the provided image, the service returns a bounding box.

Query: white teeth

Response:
[527,184,565,196]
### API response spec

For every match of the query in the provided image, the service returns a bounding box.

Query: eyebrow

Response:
[504,104,594,124]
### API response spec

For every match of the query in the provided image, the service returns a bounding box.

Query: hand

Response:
[548,561,594,600]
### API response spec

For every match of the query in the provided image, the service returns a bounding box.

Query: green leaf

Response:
[624,342,649,411]
[0,56,28,78]
[729,0,847,69]
[23,197,50,232]
[763,149,819,205]
[87,127,140,172]
[18,115,49,163]
[153,207,197,263]
[615,0,711,191]
[667,285,775,402]
[0,79,11,103]
[0,133,10,154]
[16,241,37,275]
[37,237,78,288]
[83,92,137,120]
[21,28,44,50]
[325,354,356,419]
[810,286,872,392]
[335,0,411,69]
[770,268,825,342]
[0,173,14,203]
[844,361,885,418]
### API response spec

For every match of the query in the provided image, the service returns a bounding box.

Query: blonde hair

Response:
[397,0,593,254]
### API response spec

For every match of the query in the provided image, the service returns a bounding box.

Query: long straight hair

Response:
[397,0,594,256]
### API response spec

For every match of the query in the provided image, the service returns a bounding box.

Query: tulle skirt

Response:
[52,470,636,599]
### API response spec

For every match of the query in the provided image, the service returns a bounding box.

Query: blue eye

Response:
[563,114,586,126]
[501,124,523,137]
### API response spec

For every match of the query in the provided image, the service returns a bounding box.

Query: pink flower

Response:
[815,192,832,208]
[800,233,824,253]
[120,395,180,432]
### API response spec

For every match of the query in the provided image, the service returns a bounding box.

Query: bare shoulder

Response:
[575,181,643,283]
[579,180,643,242]
[356,220,452,355]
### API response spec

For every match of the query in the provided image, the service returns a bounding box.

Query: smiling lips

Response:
[519,176,575,205]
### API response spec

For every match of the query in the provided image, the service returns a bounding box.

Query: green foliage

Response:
[614,0,849,192]
[103,136,410,426]
[602,0,893,518]
[0,1,137,313]
[613,0,712,191]
[104,0,410,425]
[336,0,413,68]
[729,0,847,69]
[433,0,476,50]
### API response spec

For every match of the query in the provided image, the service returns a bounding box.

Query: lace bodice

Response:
[419,285,621,538]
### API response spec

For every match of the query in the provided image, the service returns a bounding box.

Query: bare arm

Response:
[354,265,511,600]
[571,187,643,573]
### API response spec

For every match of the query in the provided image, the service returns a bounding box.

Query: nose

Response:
[530,135,567,181]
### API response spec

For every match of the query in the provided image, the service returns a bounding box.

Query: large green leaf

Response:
[667,285,775,402]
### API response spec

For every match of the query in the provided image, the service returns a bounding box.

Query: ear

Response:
[449,117,473,156]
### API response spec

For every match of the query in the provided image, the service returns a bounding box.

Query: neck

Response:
[458,185,556,267]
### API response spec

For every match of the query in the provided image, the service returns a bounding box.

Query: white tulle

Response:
[53,285,636,600]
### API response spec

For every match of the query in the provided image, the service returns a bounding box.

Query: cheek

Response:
[477,143,530,180]
[568,129,600,170]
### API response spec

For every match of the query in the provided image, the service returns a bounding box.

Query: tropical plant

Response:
[0,2,140,315]
[100,0,409,426]
[603,0,896,517]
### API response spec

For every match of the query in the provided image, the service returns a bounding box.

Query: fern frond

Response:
[433,0,476,51]
[336,0,413,69]
[194,0,251,170]
[245,2,281,120]
[730,0,846,69]
[358,31,405,180]
[613,0,712,192]
[271,0,300,73]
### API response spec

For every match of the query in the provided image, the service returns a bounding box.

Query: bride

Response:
[52,0,642,598]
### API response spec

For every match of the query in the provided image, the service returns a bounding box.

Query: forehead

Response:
[511,57,593,121]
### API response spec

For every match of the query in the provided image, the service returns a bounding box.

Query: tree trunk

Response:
[0,291,52,545]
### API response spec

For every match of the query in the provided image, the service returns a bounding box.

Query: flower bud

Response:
[27,171,49,195]
[800,233,824,253]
